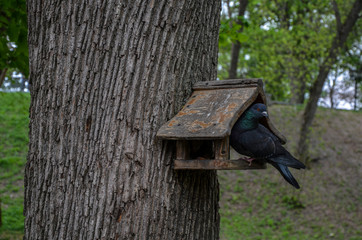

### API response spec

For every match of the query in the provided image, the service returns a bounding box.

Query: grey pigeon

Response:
[230,103,306,189]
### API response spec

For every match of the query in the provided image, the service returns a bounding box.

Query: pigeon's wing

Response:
[239,126,277,158]
[258,125,306,169]
[258,124,280,142]
[269,152,306,169]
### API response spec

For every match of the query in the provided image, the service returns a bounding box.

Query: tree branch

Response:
[226,0,233,27]
[332,0,342,34]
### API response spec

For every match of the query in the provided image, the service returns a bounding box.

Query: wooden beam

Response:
[192,78,263,89]
[214,138,229,160]
[176,140,189,160]
[192,84,260,91]
[173,159,267,170]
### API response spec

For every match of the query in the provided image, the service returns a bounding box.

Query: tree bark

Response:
[0,68,7,88]
[228,0,248,79]
[25,1,221,239]
[297,0,361,163]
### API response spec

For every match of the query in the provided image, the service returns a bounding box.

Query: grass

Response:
[221,212,313,240]
[0,92,29,239]
[219,105,362,240]
[0,93,361,239]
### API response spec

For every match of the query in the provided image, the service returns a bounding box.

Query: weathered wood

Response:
[176,141,190,160]
[193,78,263,88]
[174,159,267,170]
[192,83,260,91]
[157,82,287,144]
[157,87,259,139]
[214,137,229,160]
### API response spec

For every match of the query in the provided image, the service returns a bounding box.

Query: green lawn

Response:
[0,92,29,239]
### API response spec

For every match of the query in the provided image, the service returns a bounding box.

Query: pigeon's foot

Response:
[238,157,255,166]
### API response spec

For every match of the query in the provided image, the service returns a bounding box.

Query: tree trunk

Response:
[0,68,7,88]
[353,65,361,111]
[328,70,338,109]
[228,0,248,79]
[354,78,357,111]
[25,1,221,239]
[289,2,308,105]
[297,0,361,163]
[289,70,307,104]
[329,83,335,109]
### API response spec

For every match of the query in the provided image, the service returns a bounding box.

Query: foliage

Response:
[218,0,361,104]
[219,17,249,48]
[0,92,29,239]
[0,0,28,76]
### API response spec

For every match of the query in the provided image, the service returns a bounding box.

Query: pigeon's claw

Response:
[245,157,255,166]
[238,157,255,166]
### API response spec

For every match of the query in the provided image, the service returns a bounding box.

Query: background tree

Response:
[218,0,361,163]
[298,0,361,163]
[0,0,28,87]
[218,0,361,104]
[226,0,249,79]
[218,0,250,80]
[25,1,221,239]
[342,40,362,110]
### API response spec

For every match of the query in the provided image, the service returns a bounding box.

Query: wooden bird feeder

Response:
[156,79,286,170]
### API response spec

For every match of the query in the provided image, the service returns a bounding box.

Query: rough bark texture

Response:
[25,1,221,239]
[228,0,248,79]
[297,0,361,163]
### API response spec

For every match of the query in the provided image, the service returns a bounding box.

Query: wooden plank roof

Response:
[157,79,286,143]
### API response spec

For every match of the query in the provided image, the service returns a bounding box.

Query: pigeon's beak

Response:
[262,111,268,117]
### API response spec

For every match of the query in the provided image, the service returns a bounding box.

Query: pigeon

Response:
[229,103,306,189]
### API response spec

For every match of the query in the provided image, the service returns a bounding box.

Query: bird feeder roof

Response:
[157,79,286,144]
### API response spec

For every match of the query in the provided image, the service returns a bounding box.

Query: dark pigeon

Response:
[230,103,306,189]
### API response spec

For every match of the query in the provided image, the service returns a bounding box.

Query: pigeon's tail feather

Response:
[269,162,301,189]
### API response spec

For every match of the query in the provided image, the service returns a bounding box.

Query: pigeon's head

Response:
[248,103,268,119]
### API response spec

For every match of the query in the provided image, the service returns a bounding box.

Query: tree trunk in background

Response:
[298,0,361,163]
[328,70,339,109]
[228,0,248,79]
[353,79,357,111]
[353,65,362,111]
[289,1,307,105]
[0,68,7,88]
[25,1,221,239]
[289,70,307,104]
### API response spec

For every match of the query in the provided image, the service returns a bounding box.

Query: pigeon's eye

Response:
[257,108,260,111]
